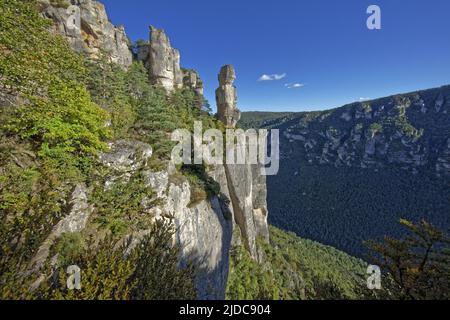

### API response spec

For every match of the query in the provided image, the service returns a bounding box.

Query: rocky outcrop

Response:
[99,140,153,173]
[103,141,233,299]
[183,69,205,106]
[213,65,269,262]
[274,85,450,176]
[143,169,232,300]
[137,27,204,97]
[40,1,205,95]
[39,0,133,68]
[29,184,93,275]
[141,26,183,92]
[223,164,269,262]
[216,65,241,128]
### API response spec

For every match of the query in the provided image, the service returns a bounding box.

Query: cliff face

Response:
[100,142,234,300]
[137,27,205,101]
[39,0,133,67]
[271,86,450,176]
[32,0,269,299]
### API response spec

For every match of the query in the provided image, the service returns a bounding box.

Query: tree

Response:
[366,219,450,300]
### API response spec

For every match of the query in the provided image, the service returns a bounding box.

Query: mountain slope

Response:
[227,226,367,300]
[240,86,450,258]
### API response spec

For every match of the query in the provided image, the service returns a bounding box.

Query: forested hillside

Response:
[240,87,450,258]
[227,226,367,300]
[239,112,299,130]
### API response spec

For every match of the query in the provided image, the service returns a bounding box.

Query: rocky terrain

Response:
[1,0,270,300]
[243,86,450,176]
[39,0,133,67]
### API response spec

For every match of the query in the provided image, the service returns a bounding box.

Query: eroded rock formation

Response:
[141,26,183,92]
[216,65,241,128]
[137,27,204,99]
[214,65,269,262]
[183,69,205,105]
[39,0,133,68]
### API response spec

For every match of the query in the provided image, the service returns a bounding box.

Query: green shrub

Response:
[366,220,450,300]
[53,232,85,266]
[131,220,197,300]
[91,173,152,236]
[38,221,196,300]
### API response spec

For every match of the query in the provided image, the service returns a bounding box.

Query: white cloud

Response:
[359,97,371,101]
[285,83,305,89]
[258,73,287,81]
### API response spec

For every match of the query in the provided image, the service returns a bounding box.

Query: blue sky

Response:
[104,0,450,112]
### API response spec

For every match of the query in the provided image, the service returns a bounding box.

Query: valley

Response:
[241,86,450,257]
[1,0,449,301]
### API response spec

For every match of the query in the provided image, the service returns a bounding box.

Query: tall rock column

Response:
[215,65,269,262]
[215,65,241,128]
[138,26,204,96]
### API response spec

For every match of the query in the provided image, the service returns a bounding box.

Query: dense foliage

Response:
[366,220,450,300]
[268,162,450,258]
[1,221,196,300]
[226,227,367,300]
[0,0,110,291]
[0,0,110,174]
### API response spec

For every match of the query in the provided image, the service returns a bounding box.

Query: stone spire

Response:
[215,65,241,128]
[145,26,183,92]
[137,26,204,97]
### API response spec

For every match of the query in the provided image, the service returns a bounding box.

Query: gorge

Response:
[1,0,449,301]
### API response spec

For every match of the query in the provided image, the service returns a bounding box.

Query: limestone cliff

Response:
[137,27,204,100]
[29,0,269,299]
[39,0,133,67]
[99,141,233,300]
